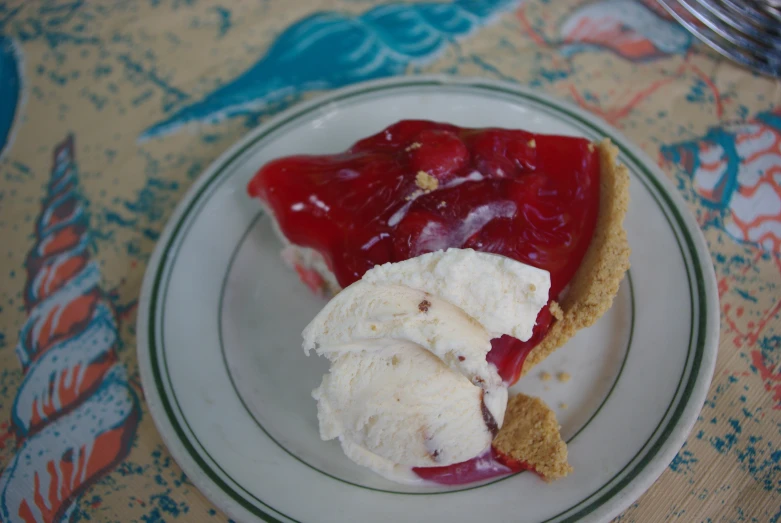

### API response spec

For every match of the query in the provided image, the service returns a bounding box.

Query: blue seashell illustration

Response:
[661,109,781,252]
[0,36,22,158]
[140,0,519,140]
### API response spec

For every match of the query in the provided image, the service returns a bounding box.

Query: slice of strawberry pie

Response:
[247,119,630,483]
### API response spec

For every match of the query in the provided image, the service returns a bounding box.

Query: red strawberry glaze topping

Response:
[248,120,600,484]
[412,448,522,486]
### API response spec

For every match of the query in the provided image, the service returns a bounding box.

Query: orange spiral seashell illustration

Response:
[0,136,140,522]
[559,0,692,61]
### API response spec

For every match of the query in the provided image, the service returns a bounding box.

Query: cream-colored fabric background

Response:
[0,1,778,521]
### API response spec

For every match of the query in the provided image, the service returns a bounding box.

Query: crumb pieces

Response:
[493,394,572,481]
[415,170,439,191]
[559,402,568,409]
[406,142,422,151]
[418,299,431,313]
[437,201,447,209]
[541,370,570,384]
[407,171,439,200]
[527,139,536,148]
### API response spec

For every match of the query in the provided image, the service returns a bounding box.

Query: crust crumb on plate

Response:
[493,393,572,481]
[522,139,631,374]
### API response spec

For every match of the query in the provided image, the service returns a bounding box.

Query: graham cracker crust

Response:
[492,139,630,481]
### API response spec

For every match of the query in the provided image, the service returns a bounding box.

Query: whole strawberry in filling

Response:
[248,119,600,483]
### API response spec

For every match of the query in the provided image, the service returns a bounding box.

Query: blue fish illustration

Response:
[140,0,519,140]
[0,36,22,158]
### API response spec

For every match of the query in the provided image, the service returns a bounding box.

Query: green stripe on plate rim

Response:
[147,78,707,523]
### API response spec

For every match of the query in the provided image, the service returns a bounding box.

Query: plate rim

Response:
[136,75,720,523]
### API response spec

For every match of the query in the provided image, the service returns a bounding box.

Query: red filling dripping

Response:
[248,120,600,484]
[411,448,525,485]
[411,444,544,486]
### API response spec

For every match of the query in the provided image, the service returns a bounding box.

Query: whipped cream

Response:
[302,248,550,484]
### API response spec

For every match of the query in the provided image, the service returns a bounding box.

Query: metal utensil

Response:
[657,0,781,77]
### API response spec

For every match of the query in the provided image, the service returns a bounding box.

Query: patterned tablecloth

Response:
[0,0,779,521]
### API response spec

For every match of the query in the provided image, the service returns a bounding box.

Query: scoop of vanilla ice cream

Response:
[314,341,507,480]
[363,248,550,341]
[304,282,505,391]
[302,248,550,483]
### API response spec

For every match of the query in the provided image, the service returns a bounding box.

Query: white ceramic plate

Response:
[137,76,719,523]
